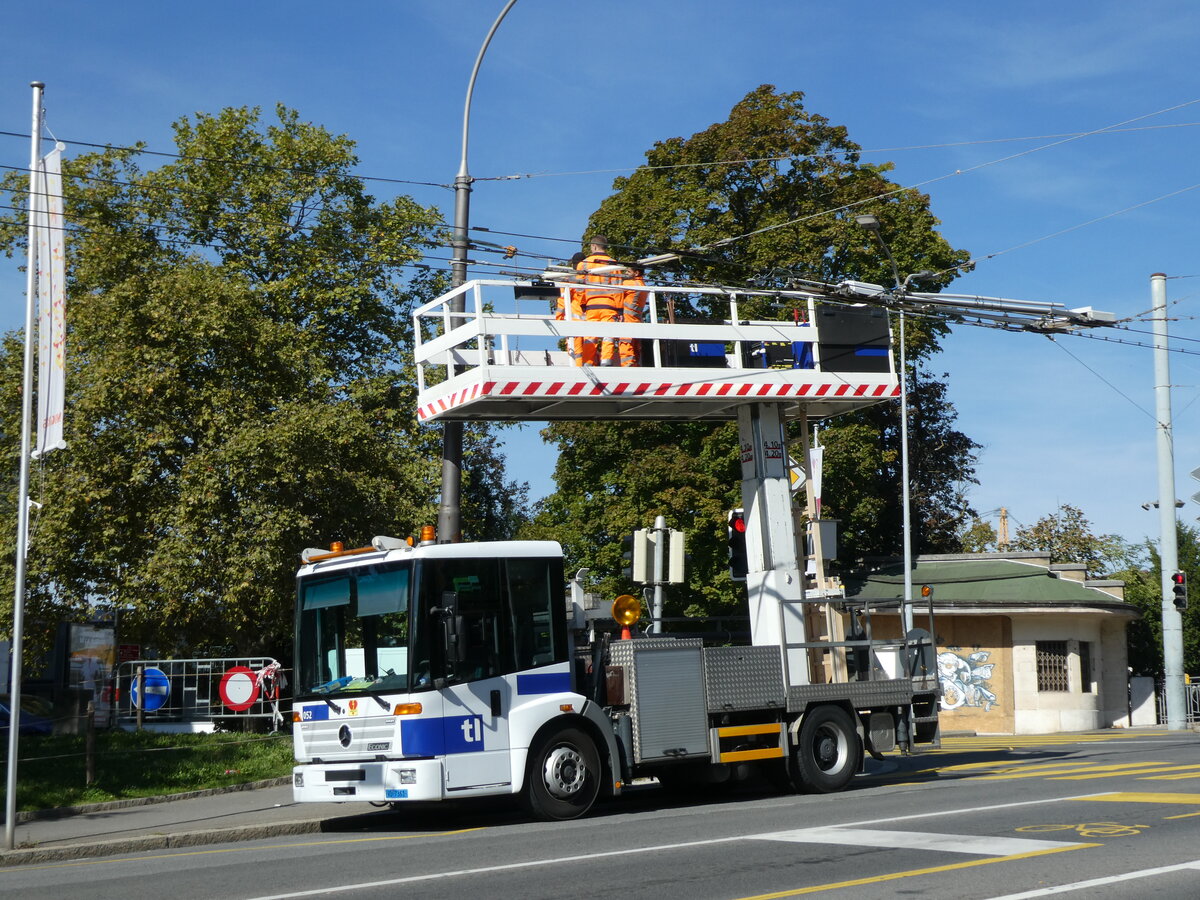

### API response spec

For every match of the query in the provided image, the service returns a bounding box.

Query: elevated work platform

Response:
[413,279,899,423]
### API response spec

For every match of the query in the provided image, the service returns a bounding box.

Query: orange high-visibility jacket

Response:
[622,271,647,322]
[573,253,626,319]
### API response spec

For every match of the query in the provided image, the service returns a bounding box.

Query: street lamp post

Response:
[856,214,915,635]
[436,0,519,544]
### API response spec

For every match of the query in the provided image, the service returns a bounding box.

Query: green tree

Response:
[1112,523,1200,676]
[957,516,999,553]
[0,105,520,660]
[1012,504,1126,579]
[526,85,977,617]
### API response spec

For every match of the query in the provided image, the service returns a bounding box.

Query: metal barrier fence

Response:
[1155,680,1200,725]
[113,658,290,730]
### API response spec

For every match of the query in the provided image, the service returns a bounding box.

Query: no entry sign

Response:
[219,666,260,712]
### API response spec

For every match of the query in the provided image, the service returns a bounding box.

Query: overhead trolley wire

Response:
[475,122,1200,181]
[697,97,1200,255]
[0,129,452,190]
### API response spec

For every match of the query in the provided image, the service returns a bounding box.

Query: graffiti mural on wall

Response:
[938,648,998,711]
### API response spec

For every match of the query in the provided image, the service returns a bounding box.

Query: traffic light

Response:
[1172,571,1188,612]
[727,509,748,581]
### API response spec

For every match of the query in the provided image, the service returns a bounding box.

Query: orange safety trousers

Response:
[619,274,647,367]
[555,287,586,365]
[574,253,625,367]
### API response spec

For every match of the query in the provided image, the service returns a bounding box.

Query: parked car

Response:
[0,695,53,735]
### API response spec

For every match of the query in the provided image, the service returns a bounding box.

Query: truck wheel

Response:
[523,726,600,821]
[794,705,860,794]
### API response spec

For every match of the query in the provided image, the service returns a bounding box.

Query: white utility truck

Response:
[290,277,941,819]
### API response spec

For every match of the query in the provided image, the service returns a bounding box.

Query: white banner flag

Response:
[33,144,66,457]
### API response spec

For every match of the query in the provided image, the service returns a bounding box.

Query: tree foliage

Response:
[1110,522,1200,676]
[1012,504,1127,579]
[525,86,978,614]
[0,105,523,661]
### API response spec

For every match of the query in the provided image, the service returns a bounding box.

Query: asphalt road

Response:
[5,730,1200,899]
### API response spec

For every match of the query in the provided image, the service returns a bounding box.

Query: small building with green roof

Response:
[843,551,1138,735]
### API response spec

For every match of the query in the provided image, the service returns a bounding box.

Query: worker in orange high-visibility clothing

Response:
[555,251,587,365]
[619,263,648,367]
[573,235,626,366]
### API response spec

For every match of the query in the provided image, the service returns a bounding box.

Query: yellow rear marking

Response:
[720,747,785,763]
[718,723,783,738]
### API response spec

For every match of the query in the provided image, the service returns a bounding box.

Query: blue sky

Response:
[2,0,1200,551]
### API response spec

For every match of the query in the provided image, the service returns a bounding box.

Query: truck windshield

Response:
[296,561,412,695]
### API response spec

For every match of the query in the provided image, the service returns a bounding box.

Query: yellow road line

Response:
[733,843,1098,899]
[1052,765,1200,780]
[1077,792,1200,805]
[910,761,1091,778]
[977,763,1172,781]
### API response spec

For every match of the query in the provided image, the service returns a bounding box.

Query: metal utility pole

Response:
[651,514,666,633]
[856,215,914,634]
[436,0,518,543]
[6,80,44,852]
[1151,272,1186,729]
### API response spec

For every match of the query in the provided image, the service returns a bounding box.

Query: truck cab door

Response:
[435,588,513,791]
[441,676,512,791]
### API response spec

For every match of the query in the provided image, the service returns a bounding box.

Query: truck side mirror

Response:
[432,591,465,674]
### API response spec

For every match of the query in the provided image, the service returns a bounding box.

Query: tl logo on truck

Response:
[461,717,483,743]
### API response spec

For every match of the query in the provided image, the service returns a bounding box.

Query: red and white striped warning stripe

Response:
[417,378,898,421]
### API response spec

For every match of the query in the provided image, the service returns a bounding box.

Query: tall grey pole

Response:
[436,0,518,543]
[6,80,44,851]
[1151,272,1186,729]
[857,216,915,633]
[651,514,666,634]
[898,310,914,634]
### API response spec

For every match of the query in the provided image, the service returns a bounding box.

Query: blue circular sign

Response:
[132,667,170,712]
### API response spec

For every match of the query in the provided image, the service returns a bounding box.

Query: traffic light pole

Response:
[1151,272,1186,730]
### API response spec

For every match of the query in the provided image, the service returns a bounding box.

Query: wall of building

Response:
[1010,615,1129,734]
[931,615,1015,735]
[860,606,1131,735]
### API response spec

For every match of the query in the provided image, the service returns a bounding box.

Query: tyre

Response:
[523,726,600,821]
[793,705,860,793]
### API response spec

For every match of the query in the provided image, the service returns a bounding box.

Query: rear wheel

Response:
[523,726,600,821]
[793,705,860,793]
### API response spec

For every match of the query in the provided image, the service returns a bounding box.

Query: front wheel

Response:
[523,726,600,821]
[793,705,860,794]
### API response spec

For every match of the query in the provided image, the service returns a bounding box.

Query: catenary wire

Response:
[0,129,451,190]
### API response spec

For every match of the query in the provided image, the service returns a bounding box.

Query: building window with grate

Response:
[1079,641,1093,693]
[1036,640,1070,692]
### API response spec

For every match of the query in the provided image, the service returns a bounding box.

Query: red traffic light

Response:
[1172,571,1187,585]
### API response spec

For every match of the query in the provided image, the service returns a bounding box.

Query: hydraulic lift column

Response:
[737,402,810,687]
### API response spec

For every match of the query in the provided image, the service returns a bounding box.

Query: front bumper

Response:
[292,758,445,803]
